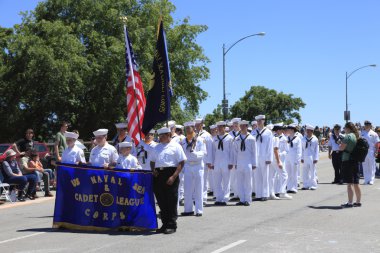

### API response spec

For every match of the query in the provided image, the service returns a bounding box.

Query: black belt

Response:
[333,150,341,153]
[155,166,176,171]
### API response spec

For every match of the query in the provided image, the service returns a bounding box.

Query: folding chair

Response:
[0,169,16,203]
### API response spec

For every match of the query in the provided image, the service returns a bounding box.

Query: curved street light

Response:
[345,64,376,122]
[222,32,265,120]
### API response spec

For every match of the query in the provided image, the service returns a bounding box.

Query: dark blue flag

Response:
[142,20,172,134]
[53,164,157,231]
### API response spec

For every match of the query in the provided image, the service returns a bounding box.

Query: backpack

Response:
[350,137,369,162]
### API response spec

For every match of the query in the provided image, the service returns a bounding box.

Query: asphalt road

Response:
[1,153,380,253]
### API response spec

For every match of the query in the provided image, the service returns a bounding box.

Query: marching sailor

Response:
[89,129,119,168]
[232,120,257,206]
[180,121,207,216]
[285,124,302,193]
[211,121,234,206]
[195,118,214,204]
[361,120,380,185]
[301,124,319,190]
[229,118,241,200]
[272,124,292,199]
[254,115,273,201]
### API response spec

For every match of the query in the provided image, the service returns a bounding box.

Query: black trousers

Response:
[153,167,179,229]
[332,151,342,182]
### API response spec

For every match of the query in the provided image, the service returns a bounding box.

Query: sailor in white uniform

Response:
[361,120,380,185]
[195,118,214,204]
[89,129,119,168]
[232,120,257,206]
[211,121,234,205]
[301,124,319,190]
[61,132,86,164]
[285,124,302,193]
[180,121,207,216]
[254,115,274,201]
[229,118,241,200]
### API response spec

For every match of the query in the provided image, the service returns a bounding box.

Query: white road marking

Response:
[0,232,45,245]
[211,240,247,253]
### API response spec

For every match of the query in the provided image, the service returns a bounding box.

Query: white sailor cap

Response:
[286,123,298,130]
[115,122,128,129]
[195,118,204,124]
[175,124,184,130]
[148,129,156,134]
[251,120,258,125]
[248,127,252,131]
[216,121,226,126]
[239,120,250,125]
[168,120,176,128]
[305,124,314,131]
[210,125,217,130]
[231,118,241,123]
[184,121,195,127]
[93,129,108,136]
[267,124,274,130]
[64,131,79,139]
[157,127,171,135]
[255,115,266,120]
[119,141,133,148]
[227,122,233,127]
[274,122,284,127]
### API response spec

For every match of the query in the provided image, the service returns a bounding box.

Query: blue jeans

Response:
[5,174,37,196]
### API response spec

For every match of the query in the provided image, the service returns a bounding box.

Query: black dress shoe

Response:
[243,201,250,206]
[17,197,26,202]
[207,192,214,196]
[214,201,221,206]
[195,213,203,217]
[164,228,176,234]
[261,197,268,201]
[156,226,166,233]
[301,187,310,190]
[253,198,262,201]
[287,190,297,194]
[275,193,280,198]
[181,211,194,216]
[220,202,227,206]
[26,194,35,200]
[236,202,244,206]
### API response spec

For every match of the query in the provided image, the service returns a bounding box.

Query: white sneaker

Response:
[269,194,280,200]
[280,193,293,200]
[310,187,317,190]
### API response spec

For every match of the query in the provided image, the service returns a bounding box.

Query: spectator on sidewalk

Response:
[1,150,37,201]
[28,151,54,197]
[12,129,35,156]
[54,121,69,162]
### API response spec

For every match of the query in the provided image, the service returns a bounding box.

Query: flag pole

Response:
[123,22,144,143]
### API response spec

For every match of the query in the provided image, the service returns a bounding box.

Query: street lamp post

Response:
[345,64,376,123]
[222,32,265,120]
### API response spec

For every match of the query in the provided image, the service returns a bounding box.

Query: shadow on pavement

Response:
[17,227,156,236]
[308,205,343,210]
[27,215,54,218]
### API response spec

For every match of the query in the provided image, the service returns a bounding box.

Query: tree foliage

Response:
[229,86,305,124]
[0,0,209,142]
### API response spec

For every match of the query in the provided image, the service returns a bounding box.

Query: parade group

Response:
[2,115,380,234]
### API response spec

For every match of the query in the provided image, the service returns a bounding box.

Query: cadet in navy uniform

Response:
[61,132,86,165]
[112,122,135,154]
[286,124,302,193]
[89,129,119,168]
[144,127,187,234]
[328,124,344,184]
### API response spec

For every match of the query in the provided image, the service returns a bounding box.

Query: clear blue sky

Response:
[1,0,379,127]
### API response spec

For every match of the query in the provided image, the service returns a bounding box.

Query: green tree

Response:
[204,104,224,128]
[0,0,209,142]
[229,86,306,124]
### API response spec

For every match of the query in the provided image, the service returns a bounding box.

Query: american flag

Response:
[124,25,146,145]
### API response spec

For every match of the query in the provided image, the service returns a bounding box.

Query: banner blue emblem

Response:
[53,164,158,231]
